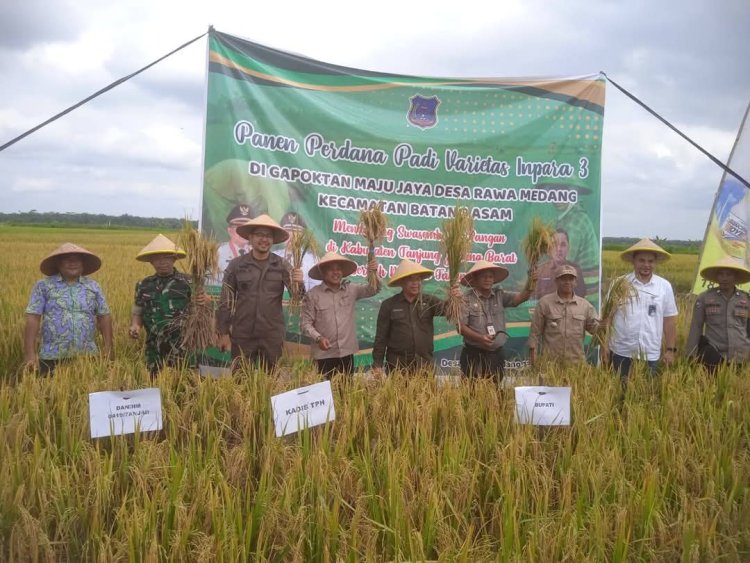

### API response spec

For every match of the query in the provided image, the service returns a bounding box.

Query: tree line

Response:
[0,211,700,250]
[0,211,196,230]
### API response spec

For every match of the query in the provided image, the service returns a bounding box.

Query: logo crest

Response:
[407,95,440,129]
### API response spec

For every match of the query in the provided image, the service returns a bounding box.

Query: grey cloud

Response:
[0,0,84,50]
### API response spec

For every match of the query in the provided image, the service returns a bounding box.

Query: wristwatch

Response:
[666,347,677,353]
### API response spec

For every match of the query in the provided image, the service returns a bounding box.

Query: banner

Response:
[201,29,605,371]
[693,102,750,294]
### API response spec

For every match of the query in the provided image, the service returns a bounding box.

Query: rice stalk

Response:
[287,228,321,314]
[177,220,219,351]
[521,217,555,290]
[594,274,639,349]
[359,202,388,289]
[439,205,474,325]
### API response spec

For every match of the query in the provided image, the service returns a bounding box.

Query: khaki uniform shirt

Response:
[528,292,598,362]
[301,280,379,360]
[217,253,293,356]
[686,288,750,362]
[459,288,519,350]
[372,292,446,370]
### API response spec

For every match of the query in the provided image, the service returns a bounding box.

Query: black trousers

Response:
[316,355,354,379]
[39,358,61,376]
[460,345,504,381]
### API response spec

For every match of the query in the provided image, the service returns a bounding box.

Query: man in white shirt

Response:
[608,238,678,379]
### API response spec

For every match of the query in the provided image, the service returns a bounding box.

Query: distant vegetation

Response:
[0,212,702,251]
[0,211,196,230]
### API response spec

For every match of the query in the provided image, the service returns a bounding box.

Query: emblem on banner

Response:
[407,95,440,129]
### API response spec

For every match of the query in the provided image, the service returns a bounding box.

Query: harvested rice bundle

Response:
[594,274,638,349]
[287,228,321,314]
[521,217,555,290]
[440,205,474,325]
[177,221,219,351]
[359,202,388,289]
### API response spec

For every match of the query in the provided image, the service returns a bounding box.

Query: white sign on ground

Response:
[514,386,571,426]
[272,380,335,437]
[89,388,163,438]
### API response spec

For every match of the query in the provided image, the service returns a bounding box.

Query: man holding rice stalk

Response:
[129,234,193,377]
[217,214,303,371]
[528,264,599,365]
[23,243,113,375]
[301,252,380,378]
[458,260,535,381]
[607,238,678,378]
[372,259,460,374]
[686,257,750,372]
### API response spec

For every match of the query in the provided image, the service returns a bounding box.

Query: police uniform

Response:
[687,288,750,364]
[134,271,192,373]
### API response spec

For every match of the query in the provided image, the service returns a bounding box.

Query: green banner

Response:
[202,30,605,370]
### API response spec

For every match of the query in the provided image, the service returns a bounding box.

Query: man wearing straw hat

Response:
[528,264,599,364]
[301,251,379,378]
[23,243,113,375]
[686,257,750,371]
[129,234,192,377]
[458,260,534,380]
[372,259,458,374]
[217,214,304,370]
[607,238,678,378]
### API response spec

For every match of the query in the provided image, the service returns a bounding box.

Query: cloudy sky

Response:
[1,0,748,239]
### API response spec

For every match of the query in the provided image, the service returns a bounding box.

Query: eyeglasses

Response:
[252,231,274,239]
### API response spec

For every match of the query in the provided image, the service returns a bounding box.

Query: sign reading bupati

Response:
[514,386,571,426]
[89,388,163,438]
[271,381,335,437]
[201,29,605,370]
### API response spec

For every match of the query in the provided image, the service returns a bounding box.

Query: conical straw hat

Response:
[136,234,187,262]
[700,256,750,285]
[461,260,510,286]
[235,214,289,244]
[620,238,671,263]
[387,259,434,287]
[40,243,102,276]
[308,252,358,281]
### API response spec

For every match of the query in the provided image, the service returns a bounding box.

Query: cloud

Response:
[1,0,749,240]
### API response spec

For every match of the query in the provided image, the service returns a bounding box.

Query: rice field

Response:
[1,225,748,561]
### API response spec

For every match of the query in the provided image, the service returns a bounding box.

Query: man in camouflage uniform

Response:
[129,234,191,376]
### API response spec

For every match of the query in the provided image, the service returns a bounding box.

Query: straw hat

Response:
[308,252,358,281]
[700,256,750,285]
[620,238,671,263]
[40,243,102,276]
[461,260,510,286]
[136,234,187,262]
[235,214,289,244]
[387,259,433,287]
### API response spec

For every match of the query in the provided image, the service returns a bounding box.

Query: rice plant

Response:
[439,206,474,325]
